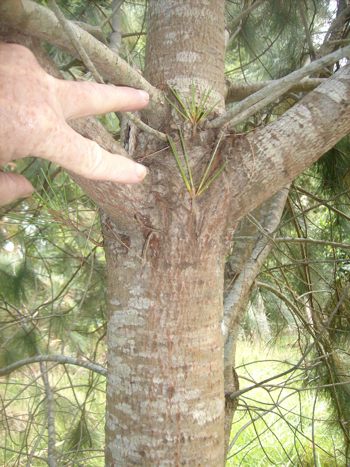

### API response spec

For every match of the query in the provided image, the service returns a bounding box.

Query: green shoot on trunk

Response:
[167,130,227,198]
[166,84,220,126]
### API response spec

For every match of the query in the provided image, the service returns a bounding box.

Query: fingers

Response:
[55,80,149,120]
[0,172,34,207]
[41,124,147,183]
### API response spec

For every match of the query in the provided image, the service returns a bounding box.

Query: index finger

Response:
[55,80,149,120]
[37,122,147,183]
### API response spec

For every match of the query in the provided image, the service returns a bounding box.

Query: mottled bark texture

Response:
[98,125,233,465]
[144,0,225,129]
[223,64,350,226]
[145,1,225,96]
[103,220,226,465]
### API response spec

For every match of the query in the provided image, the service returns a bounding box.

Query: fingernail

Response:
[135,163,148,180]
[138,90,149,104]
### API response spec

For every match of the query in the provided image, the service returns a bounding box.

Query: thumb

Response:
[0,172,34,207]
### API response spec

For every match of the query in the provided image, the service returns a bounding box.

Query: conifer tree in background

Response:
[1,0,350,465]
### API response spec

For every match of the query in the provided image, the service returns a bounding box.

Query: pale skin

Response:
[0,42,149,207]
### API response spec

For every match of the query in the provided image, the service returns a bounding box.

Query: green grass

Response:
[227,338,345,466]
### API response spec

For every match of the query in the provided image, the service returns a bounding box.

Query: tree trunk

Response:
[102,2,228,464]
[103,215,226,465]
[145,0,225,99]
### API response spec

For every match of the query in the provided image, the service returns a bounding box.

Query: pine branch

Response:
[122,32,147,38]
[210,44,350,129]
[229,0,265,31]
[0,355,107,377]
[73,21,106,43]
[0,0,164,110]
[298,1,316,60]
[274,237,350,249]
[322,5,350,52]
[47,1,167,142]
[295,184,350,223]
[222,64,350,228]
[227,0,266,48]
[222,188,289,342]
[49,0,104,84]
[227,287,349,401]
[109,0,123,53]
[225,78,325,103]
[125,112,167,141]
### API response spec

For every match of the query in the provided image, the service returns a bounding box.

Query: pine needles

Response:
[167,84,220,126]
[167,130,227,198]
[165,84,226,197]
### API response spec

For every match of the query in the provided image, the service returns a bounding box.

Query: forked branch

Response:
[210,44,350,129]
[48,0,167,142]
[223,63,350,226]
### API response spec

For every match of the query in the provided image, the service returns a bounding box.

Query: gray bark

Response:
[223,64,350,225]
[103,220,226,464]
[225,78,324,103]
[109,0,123,53]
[223,188,289,453]
[0,0,163,109]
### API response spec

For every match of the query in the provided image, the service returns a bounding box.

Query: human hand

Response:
[0,42,149,206]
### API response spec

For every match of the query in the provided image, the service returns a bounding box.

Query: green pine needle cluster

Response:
[166,84,220,126]
[167,130,227,198]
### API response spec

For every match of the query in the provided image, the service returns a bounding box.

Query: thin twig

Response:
[0,0,163,105]
[101,0,123,28]
[49,1,167,142]
[0,354,107,377]
[299,1,316,60]
[39,362,57,467]
[49,0,104,84]
[125,112,167,141]
[227,287,349,400]
[227,0,266,48]
[274,237,350,249]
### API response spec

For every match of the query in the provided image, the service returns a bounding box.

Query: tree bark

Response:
[101,3,229,463]
[222,64,350,225]
[103,216,226,465]
[0,0,163,109]
[145,0,225,100]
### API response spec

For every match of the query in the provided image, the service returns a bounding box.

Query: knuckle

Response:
[5,43,37,62]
